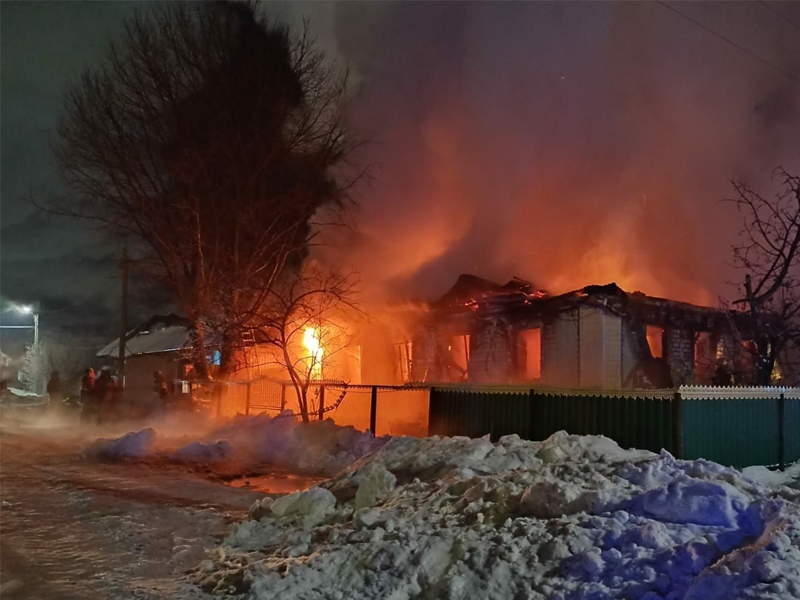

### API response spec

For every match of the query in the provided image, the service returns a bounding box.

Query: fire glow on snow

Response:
[87,413,387,476]
[193,431,800,600]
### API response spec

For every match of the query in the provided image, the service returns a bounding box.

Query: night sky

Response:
[2,1,799,356]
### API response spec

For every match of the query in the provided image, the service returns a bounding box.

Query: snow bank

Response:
[188,412,387,475]
[198,431,800,599]
[743,463,800,490]
[171,440,234,462]
[87,428,156,459]
[87,413,386,475]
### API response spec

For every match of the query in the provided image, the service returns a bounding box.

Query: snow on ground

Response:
[201,413,388,475]
[743,463,800,490]
[87,428,156,459]
[196,431,800,600]
[1,426,263,600]
[87,412,388,476]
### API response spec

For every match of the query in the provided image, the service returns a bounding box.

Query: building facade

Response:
[408,275,759,389]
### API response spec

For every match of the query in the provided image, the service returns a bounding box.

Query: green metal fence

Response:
[428,387,676,454]
[787,395,800,464]
[682,393,778,468]
[428,385,799,469]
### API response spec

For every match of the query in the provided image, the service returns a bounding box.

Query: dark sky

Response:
[2,1,799,355]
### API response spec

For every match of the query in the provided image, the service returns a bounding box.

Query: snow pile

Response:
[87,428,156,459]
[743,463,800,490]
[171,440,234,462]
[0,387,47,406]
[186,412,388,475]
[197,431,800,599]
[87,413,386,475]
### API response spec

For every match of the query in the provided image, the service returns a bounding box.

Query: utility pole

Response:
[118,248,129,388]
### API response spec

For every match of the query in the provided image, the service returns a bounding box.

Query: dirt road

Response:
[0,426,264,600]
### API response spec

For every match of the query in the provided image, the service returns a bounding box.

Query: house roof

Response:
[96,314,271,359]
[433,275,753,335]
[432,274,543,308]
[97,314,193,358]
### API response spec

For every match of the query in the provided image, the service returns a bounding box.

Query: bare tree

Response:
[48,2,356,378]
[253,264,359,422]
[19,343,50,395]
[729,167,800,384]
[19,337,97,397]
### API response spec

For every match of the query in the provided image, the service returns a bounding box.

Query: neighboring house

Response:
[98,312,364,420]
[97,314,195,401]
[408,275,763,388]
[97,312,362,406]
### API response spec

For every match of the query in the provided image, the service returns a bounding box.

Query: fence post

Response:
[245,380,252,416]
[318,385,326,421]
[370,385,378,435]
[778,392,786,471]
[671,391,683,459]
[280,383,286,412]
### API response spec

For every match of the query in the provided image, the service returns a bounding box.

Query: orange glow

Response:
[303,327,324,379]
[646,326,664,358]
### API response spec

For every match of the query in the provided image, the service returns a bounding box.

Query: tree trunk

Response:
[218,330,237,378]
[190,320,210,380]
[298,384,310,423]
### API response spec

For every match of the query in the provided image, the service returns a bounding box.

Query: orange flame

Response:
[303,327,324,379]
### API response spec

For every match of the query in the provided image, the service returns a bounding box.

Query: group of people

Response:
[44,367,179,424]
[78,367,122,424]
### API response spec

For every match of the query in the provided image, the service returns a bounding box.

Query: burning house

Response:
[98,274,784,415]
[407,275,764,389]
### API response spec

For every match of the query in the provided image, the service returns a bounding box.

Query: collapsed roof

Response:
[433,275,752,335]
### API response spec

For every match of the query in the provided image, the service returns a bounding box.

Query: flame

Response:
[303,327,324,379]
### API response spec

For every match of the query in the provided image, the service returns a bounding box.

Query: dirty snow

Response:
[172,440,235,461]
[198,431,800,600]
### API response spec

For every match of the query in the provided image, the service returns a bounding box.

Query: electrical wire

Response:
[758,1,800,33]
[656,1,800,85]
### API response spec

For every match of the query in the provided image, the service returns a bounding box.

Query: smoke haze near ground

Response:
[319,1,800,306]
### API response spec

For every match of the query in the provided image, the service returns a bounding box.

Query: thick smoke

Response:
[318,1,800,306]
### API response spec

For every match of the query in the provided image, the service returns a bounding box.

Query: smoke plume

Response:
[317,1,800,306]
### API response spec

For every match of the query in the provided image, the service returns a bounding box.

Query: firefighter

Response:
[79,368,96,424]
[153,370,169,411]
[93,368,115,423]
[47,371,65,407]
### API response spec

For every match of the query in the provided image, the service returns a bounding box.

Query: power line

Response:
[656,1,800,85]
[758,1,800,33]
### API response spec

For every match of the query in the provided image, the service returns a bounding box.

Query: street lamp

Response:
[15,305,38,347]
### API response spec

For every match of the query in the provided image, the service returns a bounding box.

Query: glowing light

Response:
[303,327,324,379]
[17,305,33,315]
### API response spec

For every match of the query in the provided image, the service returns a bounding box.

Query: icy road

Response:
[0,426,262,600]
